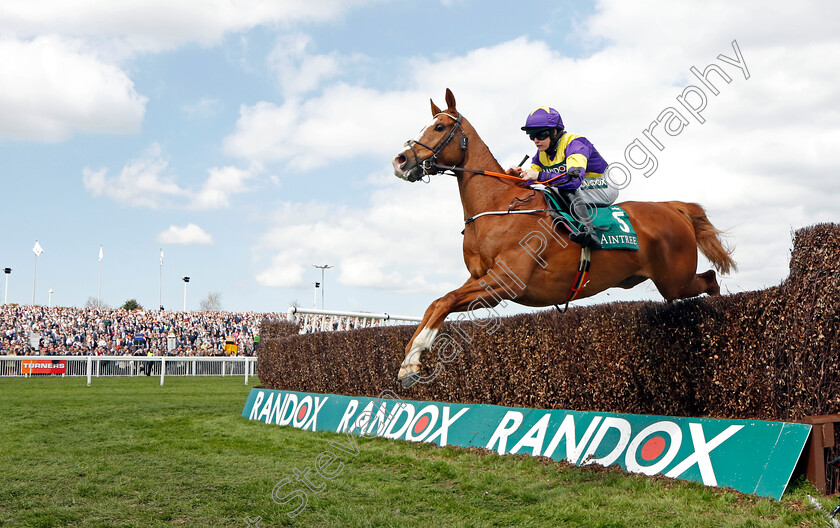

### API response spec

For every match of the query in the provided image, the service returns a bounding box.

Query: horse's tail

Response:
[670,202,737,275]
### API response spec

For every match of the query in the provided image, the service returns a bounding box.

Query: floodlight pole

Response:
[312,264,332,309]
[182,276,190,311]
[3,268,10,305]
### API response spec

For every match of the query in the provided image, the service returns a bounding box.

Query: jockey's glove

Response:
[566,167,582,178]
[521,169,540,181]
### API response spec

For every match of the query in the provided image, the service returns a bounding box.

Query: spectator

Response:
[0,305,281,357]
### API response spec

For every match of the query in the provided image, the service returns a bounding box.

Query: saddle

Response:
[539,187,639,251]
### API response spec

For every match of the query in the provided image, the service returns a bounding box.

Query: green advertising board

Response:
[242,389,810,500]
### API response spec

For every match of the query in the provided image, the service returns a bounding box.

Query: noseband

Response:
[404,112,468,177]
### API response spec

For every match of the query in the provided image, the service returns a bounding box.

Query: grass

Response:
[0,376,834,527]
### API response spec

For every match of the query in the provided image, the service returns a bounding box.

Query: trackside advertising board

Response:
[22,359,66,374]
[242,389,810,500]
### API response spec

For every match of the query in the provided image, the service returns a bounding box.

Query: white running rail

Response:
[286,307,421,334]
[0,355,257,386]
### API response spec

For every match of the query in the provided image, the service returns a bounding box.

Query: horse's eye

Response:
[434,124,445,132]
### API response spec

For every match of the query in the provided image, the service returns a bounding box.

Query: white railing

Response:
[286,307,421,334]
[0,355,257,386]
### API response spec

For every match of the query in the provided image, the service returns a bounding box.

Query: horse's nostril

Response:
[396,154,407,167]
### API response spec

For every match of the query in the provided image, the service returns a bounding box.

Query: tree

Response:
[121,299,143,311]
[199,291,222,312]
[85,296,112,309]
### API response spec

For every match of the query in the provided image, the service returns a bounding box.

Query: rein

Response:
[432,163,573,186]
[431,163,529,183]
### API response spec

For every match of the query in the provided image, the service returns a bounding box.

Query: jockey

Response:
[510,106,618,249]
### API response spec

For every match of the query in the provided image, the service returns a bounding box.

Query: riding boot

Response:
[563,192,602,250]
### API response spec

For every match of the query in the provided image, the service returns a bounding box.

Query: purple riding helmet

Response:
[521,107,564,131]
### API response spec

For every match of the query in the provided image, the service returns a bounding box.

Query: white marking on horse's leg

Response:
[401,327,439,370]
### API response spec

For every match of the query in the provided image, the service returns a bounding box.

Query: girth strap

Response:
[557,247,591,313]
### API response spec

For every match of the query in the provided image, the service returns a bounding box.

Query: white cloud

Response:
[0,0,382,55]
[82,143,186,208]
[83,144,252,210]
[268,33,348,98]
[0,36,146,141]
[191,166,252,210]
[0,1,381,143]
[183,97,222,119]
[157,223,214,245]
[254,172,464,295]
[223,36,651,171]
[585,0,840,52]
[223,86,427,168]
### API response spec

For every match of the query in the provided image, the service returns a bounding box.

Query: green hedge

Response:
[258,224,840,420]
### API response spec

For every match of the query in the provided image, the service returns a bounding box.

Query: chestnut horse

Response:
[392,89,735,388]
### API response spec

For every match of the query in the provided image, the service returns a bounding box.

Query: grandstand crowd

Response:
[0,305,285,357]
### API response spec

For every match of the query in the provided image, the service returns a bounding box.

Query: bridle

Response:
[404,112,468,178]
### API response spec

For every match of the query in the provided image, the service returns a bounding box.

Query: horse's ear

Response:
[445,88,456,111]
[430,99,442,116]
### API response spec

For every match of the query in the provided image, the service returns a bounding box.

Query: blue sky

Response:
[2,1,839,316]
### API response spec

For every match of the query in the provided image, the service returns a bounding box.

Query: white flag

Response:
[33,241,44,256]
[99,245,103,262]
[160,249,164,266]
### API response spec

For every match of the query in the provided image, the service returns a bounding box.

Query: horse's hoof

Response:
[400,372,420,390]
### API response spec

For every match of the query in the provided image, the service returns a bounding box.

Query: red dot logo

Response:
[413,415,430,435]
[640,436,667,461]
[297,404,308,421]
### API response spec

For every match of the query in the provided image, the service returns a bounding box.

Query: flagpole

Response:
[98,245,103,309]
[32,252,37,306]
[159,249,163,310]
[31,240,44,306]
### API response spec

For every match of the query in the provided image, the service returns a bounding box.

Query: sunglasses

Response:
[528,130,552,141]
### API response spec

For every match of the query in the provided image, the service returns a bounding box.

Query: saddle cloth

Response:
[542,189,639,250]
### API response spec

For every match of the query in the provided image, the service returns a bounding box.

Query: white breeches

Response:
[575,176,619,206]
